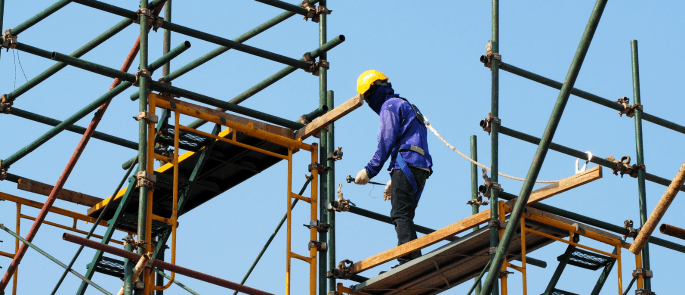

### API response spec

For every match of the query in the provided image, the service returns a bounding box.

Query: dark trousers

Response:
[391,166,429,264]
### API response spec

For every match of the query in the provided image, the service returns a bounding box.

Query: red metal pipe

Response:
[0,3,169,286]
[660,223,685,241]
[62,233,273,295]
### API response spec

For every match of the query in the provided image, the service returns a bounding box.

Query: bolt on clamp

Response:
[607,155,645,178]
[624,219,638,239]
[479,168,503,198]
[480,112,501,135]
[617,97,643,118]
[635,289,656,295]
[498,270,513,278]
[134,8,164,32]
[0,160,6,181]
[488,247,497,255]
[303,52,329,76]
[308,162,331,173]
[133,69,152,87]
[633,268,653,278]
[327,259,353,279]
[308,240,327,251]
[2,29,17,51]
[467,194,489,206]
[304,220,332,232]
[134,171,156,189]
[488,220,505,229]
[327,183,355,212]
[327,147,343,161]
[480,40,502,70]
[302,1,332,23]
[0,94,12,114]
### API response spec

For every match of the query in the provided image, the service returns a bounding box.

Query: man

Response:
[354,70,433,265]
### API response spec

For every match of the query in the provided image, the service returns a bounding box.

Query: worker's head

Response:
[357,70,394,115]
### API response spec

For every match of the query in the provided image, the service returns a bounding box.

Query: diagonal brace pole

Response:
[479,1,607,294]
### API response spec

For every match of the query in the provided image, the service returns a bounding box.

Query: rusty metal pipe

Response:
[630,160,685,254]
[659,224,685,241]
[62,233,273,295]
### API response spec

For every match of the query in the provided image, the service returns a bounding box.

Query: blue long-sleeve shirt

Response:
[364,86,432,178]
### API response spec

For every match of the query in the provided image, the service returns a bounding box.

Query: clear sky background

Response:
[0,0,684,294]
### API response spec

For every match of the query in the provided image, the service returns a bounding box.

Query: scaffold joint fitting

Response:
[635,289,656,295]
[2,29,17,50]
[607,155,645,178]
[134,171,156,189]
[133,69,152,87]
[617,97,643,118]
[0,160,6,181]
[308,240,327,251]
[304,220,332,232]
[303,52,329,76]
[480,40,501,70]
[302,1,332,23]
[308,162,331,173]
[624,219,638,239]
[467,195,489,206]
[0,94,12,114]
[133,111,159,123]
[498,270,513,278]
[479,168,503,198]
[480,112,500,135]
[489,220,505,229]
[327,147,343,161]
[328,260,353,279]
[488,247,497,255]
[135,8,164,32]
[633,268,653,278]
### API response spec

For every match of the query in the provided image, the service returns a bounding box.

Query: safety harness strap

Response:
[397,144,425,202]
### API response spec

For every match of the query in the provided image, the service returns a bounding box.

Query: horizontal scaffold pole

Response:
[63,233,273,295]
[74,0,312,69]
[128,0,320,100]
[1,0,167,102]
[498,61,685,135]
[1,41,189,168]
[498,125,685,192]
[0,224,112,295]
[11,108,138,150]
[6,0,72,36]
[254,0,310,15]
[186,35,345,130]
[498,191,685,254]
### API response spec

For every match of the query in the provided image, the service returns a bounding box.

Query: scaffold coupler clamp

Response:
[328,259,353,279]
[480,112,500,135]
[304,220,332,232]
[624,219,638,240]
[2,29,17,51]
[607,155,645,178]
[328,183,354,211]
[135,8,164,32]
[488,247,497,255]
[134,171,156,189]
[617,97,643,118]
[633,268,653,278]
[133,111,159,123]
[479,167,502,198]
[498,270,513,278]
[308,240,328,252]
[480,40,501,70]
[466,195,488,206]
[0,94,11,114]
[133,69,152,87]
[0,160,6,181]
[303,52,329,76]
[635,289,656,295]
[488,220,506,230]
[327,147,343,161]
[302,0,332,23]
[309,162,331,173]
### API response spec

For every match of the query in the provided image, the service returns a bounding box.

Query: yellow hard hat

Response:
[356,70,389,95]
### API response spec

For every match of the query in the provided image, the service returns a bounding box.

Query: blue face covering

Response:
[366,85,396,115]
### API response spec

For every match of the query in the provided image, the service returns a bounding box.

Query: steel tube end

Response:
[480,55,488,64]
[183,40,191,48]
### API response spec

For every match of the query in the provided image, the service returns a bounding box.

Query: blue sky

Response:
[0,0,684,294]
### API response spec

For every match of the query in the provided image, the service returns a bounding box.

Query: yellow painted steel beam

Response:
[290,193,312,203]
[521,211,626,248]
[0,251,15,259]
[19,214,124,246]
[0,192,133,235]
[290,252,314,264]
[178,124,289,160]
[525,227,617,258]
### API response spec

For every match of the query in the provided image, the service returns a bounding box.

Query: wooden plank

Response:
[349,210,491,274]
[17,178,103,207]
[295,94,364,139]
[505,166,603,208]
[152,93,295,139]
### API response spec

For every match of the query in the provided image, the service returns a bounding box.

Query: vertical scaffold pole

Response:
[124,236,135,295]
[326,90,336,293]
[630,39,651,291]
[489,0,501,294]
[318,1,329,294]
[480,1,607,294]
[0,0,4,62]
[13,203,19,295]
[470,135,481,294]
[137,0,151,294]
[157,3,171,295]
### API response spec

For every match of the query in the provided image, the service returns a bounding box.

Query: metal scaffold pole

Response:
[318,1,329,294]
[137,0,151,294]
[480,1,608,294]
[470,135,481,294]
[631,39,652,291]
[488,1,500,294]
[326,90,336,293]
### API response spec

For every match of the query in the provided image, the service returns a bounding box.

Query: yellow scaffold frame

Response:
[147,93,318,295]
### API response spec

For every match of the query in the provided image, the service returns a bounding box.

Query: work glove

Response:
[383,180,392,201]
[355,168,370,185]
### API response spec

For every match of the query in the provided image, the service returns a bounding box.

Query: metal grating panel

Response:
[94,256,125,279]
[551,288,580,295]
[566,248,613,271]
[158,126,211,151]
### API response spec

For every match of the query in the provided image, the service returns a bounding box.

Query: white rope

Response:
[425,121,559,184]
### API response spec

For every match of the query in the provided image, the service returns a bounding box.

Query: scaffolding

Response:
[0,1,684,295]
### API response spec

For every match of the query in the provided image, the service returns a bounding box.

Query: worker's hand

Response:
[355,169,370,185]
[383,180,392,201]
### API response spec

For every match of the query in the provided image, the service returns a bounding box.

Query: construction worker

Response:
[354,70,433,265]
